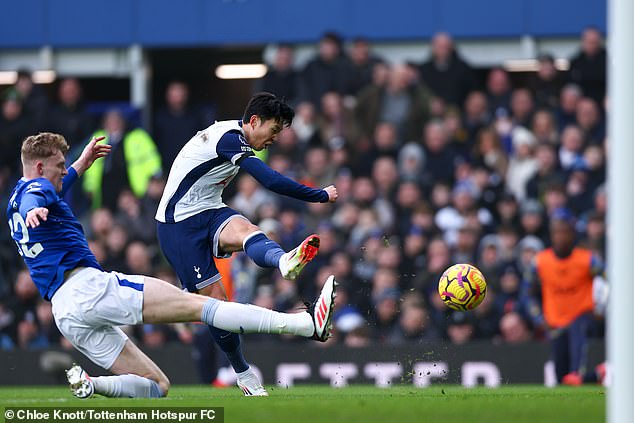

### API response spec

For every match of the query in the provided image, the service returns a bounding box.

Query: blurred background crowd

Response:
[0,28,607,357]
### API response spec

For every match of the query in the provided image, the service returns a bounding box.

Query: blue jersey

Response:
[6,168,102,301]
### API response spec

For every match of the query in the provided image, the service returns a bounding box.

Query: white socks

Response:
[92,374,163,398]
[205,300,314,338]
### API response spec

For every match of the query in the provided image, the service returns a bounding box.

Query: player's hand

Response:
[73,136,111,175]
[25,207,48,228]
[323,185,338,203]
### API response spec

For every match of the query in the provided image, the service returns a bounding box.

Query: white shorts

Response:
[51,267,145,370]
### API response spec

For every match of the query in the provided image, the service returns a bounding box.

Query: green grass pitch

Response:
[0,385,605,423]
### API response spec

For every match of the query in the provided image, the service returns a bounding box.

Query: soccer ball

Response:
[438,263,487,311]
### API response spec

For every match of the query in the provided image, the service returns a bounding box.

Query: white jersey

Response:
[155,120,254,223]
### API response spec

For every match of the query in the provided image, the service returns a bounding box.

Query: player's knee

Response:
[244,223,261,238]
[157,375,170,397]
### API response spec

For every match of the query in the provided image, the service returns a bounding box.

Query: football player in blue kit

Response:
[7,132,336,399]
[155,92,338,396]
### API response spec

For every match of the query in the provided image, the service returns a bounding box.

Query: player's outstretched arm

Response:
[71,136,111,176]
[239,156,332,203]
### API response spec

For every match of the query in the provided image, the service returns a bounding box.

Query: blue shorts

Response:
[157,207,248,292]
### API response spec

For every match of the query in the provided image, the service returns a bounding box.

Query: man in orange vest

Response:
[522,208,607,385]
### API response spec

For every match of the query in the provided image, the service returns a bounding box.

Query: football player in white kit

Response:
[156,93,338,396]
[7,132,336,399]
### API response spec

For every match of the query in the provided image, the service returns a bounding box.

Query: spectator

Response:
[46,78,94,148]
[230,174,275,222]
[347,37,384,96]
[519,199,547,240]
[505,127,538,202]
[291,102,321,147]
[419,32,477,108]
[6,69,48,130]
[258,44,300,104]
[0,93,32,176]
[397,142,426,182]
[477,234,502,291]
[579,211,605,260]
[486,67,512,115]
[370,287,400,344]
[446,311,476,345]
[558,125,585,171]
[388,293,439,344]
[516,235,544,275]
[531,109,558,145]
[473,126,508,177]
[83,109,162,211]
[495,192,520,228]
[153,81,207,170]
[510,88,535,129]
[575,97,604,145]
[299,32,352,108]
[124,241,154,275]
[566,163,594,214]
[372,156,399,202]
[463,91,491,143]
[569,27,607,105]
[115,190,157,244]
[582,144,606,193]
[317,91,359,151]
[542,182,568,216]
[531,54,565,110]
[499,311,532,343]
[526,142,564,201]
[3,270,39,347]
[555,84,583,131]
[421,120,457,189]
[355,63,431,144]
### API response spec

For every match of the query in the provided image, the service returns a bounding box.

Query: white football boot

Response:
[66,364,95,399]
[308,275,337,342]
[236,368,268,397]
[279,234,320,280]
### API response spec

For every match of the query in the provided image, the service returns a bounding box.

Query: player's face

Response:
[248,116,283,151]
[40,150,68,192]
[550,220,574,254]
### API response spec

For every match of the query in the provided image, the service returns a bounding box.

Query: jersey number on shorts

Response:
[8,212,44,258]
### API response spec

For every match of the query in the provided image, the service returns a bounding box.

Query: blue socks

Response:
[243,231,285,268]
[201,298,249,373]
[208,326,249,373]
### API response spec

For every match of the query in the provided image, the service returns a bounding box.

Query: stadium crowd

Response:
[0,29,607,355]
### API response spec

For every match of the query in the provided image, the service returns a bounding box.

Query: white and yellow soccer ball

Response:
[438,263,487,311]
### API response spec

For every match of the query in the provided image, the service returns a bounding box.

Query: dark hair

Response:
[321,31,343,47]
[242,92,295,127]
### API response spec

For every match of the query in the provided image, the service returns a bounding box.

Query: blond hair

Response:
[21,132,69,164]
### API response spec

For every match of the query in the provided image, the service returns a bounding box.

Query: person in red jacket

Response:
[521,208,607,385]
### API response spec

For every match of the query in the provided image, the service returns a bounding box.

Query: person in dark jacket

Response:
[419,32,477,108]
[257,44,300,104]
[569,27,607,106]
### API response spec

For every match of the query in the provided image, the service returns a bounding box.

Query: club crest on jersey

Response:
[194,266,202,279]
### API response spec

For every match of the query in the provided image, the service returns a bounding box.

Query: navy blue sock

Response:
[243,232,285,268]
[208,326,249,373]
